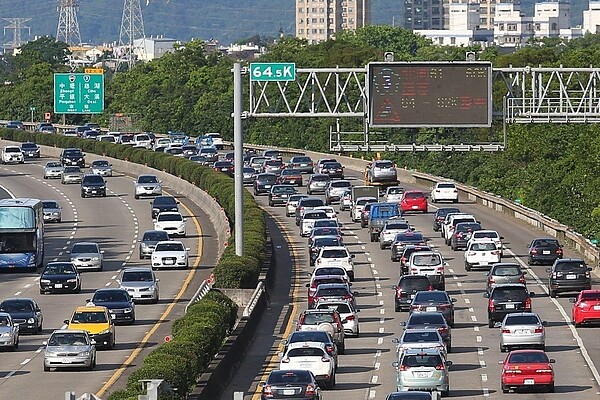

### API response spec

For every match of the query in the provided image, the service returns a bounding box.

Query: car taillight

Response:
[305,384,316,395]
[556,247,563,254]
[530,248,538,254]
[578,301,587,309]
[396,288,404,298]
[456,232,463,238]
[399,364,409,371]
[321,357,331,362]
[428,285,434,291]
[401,256,406,264]
[536,368,553,373]
[343,294,353,301]
[586,270,591,278]
[411,268,418,273]
[345,315,356,321]
[466,251,476,256]
[525,298,532,310]
[263,384,274,396]
[518,276,525,284]
[438,326,448,334]
[325,345,334,354]
[502,329,510,333]
[435,364,445,370]
[488,277,495,284]
[491,250,500,255]
[534,327,544,333]
[488,299,495,312]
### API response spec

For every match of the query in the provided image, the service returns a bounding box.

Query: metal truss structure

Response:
[247,66,600,152]
[56,0,81,46]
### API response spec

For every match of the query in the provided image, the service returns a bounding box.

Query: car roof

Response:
[286,341,327,350]
[302,308,341,315]
[492,283,528,289]
[319,246,347,251]
[402,347,444,355]
[74,306,107,312]
[72,242,99,247]
[50,329,89,335]
[122,266,154,272]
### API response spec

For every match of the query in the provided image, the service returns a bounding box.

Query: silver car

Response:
[69,242,104,271]
[486,263,527,293]
[43,330,96,371]
[500,312,546,352]
[0,312,19,350]
[393,348,451,395]
[42,200,62,223]
[325,180,352,205]
[392,329,447,358]
[138,229,170,259]
[89,160,113,177]
[61,166,83,184]
[43,161,64,179]
[314,299,360,337]
[134,174,162,199]
[368,160,398,182]
[118,267,160,303]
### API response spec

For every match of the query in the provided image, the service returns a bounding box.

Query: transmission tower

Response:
[56,0,82,46]
[3,18,31,49]
[117,0,147,71]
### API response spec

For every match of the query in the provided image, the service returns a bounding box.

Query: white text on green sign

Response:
[54,73,105,114]
[250,63,296,81]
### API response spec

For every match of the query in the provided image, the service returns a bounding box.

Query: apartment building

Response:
[583,0,600,34]
[296,0,370,44]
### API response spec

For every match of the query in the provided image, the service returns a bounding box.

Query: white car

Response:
[500,312,546,352]
[315,246,355,281]
[279,342,336,389]
[43,161,64,179]
[351,196,377,222]
[470,229,504,256]
[314,299,360,337]
[300,210,329,237]
[442,213,477,243]
[431,181,459,203]
[151,240,189,269]
[379,219,412,249]
[464,240,501,271]
[313,206,338,220]
[285,194,308,217]
[384,186,405,203]
[133,133,153,148]
[153,138,171,150]
[407,251,447,290]
[154,212,187,237]
[2,146,24,164]
[310,266,351,283]
[97,135,117,143]
[89,160,113,176]
[206,132,224,149]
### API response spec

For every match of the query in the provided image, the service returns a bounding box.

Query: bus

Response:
[0,198,44,270]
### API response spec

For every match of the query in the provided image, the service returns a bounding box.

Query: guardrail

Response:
[242,281,265,318]
[185,278,214,313]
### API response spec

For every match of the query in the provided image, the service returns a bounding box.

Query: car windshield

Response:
[64,167,81,173]
[456,223,481,232]
[64,150,82,156]
[357,198,375,206]
[93,291,128,302]
[155,243,184,252]
[46,162,62,168]
[323,162,342,169]
[122,271,154,282]
[554,261,586,272]
[387,187,404,194]
[398,278,432,291]
[83,176,104,184]
[293,157,312,163]
[138,176,158,184]
[402,354,443,368]
[375,161,393,168]
[403,331,441,343]
[581,292,600,301]
[4,147,20,153]
[438,183,456,189]
[281,169,300,176]
[48,333,89,346]
[301,199,324,207]
[405,192,425,199]
[412,254,442,266]
[314,267,345,276]
[42,201,59,209]
[316,287,348,296]
[273,186,295,194]
[533,239,560,248]
[493,266,521,276]
[474,231,499,239]
[21,143,37,149]
[303,313,335,324]
[0,300,33,312]
[200,148,216,154]
[437,208,461,217]
[143,231,168,241]
[330,181,350,188]
[505,315,540,325]
[268,370,313,384]
[470,242,496,251]
[290,331,330,343]
[414,292,449,302]
[508,352,549,364]
[157,214,182,222]
[259,175,277,183]
[314,220,337,228]
[395,233,424,242]
[72,311,108,323]
[154,197,176,206]
[44,264,76,275]
[92,161,109,167]
[321,249,348,258]
[304,212,328,220]
[72,244,98,253]
[0,315,9,325]
[387,223,409,230]
[311,175,329,182]
[287,347,325,357]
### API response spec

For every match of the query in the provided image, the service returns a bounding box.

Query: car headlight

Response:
[178,255,186,259]
[124,308,132,313]
[67,278,77,283]
[1,332,10,337]
[70,257,76,262]
[92,257,99,261]
[27,318,35,324]
[98,329,111,335]
[40,279,50,284]
[52,212,59,215]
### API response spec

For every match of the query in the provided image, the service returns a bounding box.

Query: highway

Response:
[221,163,600,399]
[0,152,217,399]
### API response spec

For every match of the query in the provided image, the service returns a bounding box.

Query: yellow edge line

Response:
[252,215,301,400]
[96,196,203,398]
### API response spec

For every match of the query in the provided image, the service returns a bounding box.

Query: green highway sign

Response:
[250,63,295,82]
[54,73,105,114]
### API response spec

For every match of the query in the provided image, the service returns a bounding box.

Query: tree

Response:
[15,36,70,71]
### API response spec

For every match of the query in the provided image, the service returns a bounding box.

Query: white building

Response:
[583,0,600,34]
[531,1,571,38]
[133,36,178,62]
[415,28,493,46]
[493,2,533,47]
[448,2,481,30]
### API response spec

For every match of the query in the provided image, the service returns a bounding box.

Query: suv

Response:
[398,245,432,275]
[393,348,451,395]
[528,238,563,265]
[80,174,107,198]
[315,246,355,281]
[547,258,591,298]
[407,251,446,290]
[432,207,461,232]
[379,219,412,250]
[391,232,428,262]
[296,308,346,354]
[486,263,527,293]
[393,275,433,312]
[441,213,476,244]
[366,160,397,183]
[307,174,331,195]
[60,148,86,167]
[325,180,352,205]
[463,240,501,271]
[295,197,325,226]
[449,222,482,250]
[352,196,377,222]
[484,284,535,328]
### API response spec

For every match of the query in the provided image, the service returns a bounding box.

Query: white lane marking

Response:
[375,283,381,289]
[24,283,31,288]
[35,347,44,353]
[379,327,384,333]
[380,317,385,323]
[369,390,376,399]
[482,388,490,397]
[20,359,31,365]
[105,282,111,287]
[14,291,21,296]
[377,291,382,297]
[373,269,378,275]
[377,338,383,345]
[453,276,458,280]
[474,326,480,332]
[464,299,471,304]
[367,257,372,262]
[448,268,454,273]
[361,245,366,250]
[379,300,384,305]
[479,360,486,367]
[477,336,482,343]
[4,370,16,379]
[481,374,488,382]
[478,347,484,355]
[111,275,117,280]
[468,307,474,313]
[374,362,380,370]
[370,376,378,384]
[471,315,478,322]
[456,281,462,286]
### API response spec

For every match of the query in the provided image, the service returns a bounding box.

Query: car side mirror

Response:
[42,340,48,346]
[399,321,406,327]
[116,280,121,284]
[549,359,556,363]
[85,299,91,303]
[446,361,453,367]
[451,298,457,303]
[522,271,528,275]
[391,337,399,344]
[483,293,490,298]
[392,361,399,368]
[63,319,69,324]
[545,268,552,273]
[588,267,592,272]
[392,285,397,290]
[569,298,576,303]
[100,250,105,254]
[529,292,536,297]
[186,248,190,251]
[305,283,310,287]
[351,254,355,258]
[500,236,504,240]
[156,278,160,282]
[281,339,288,345]
[498,360,504,365]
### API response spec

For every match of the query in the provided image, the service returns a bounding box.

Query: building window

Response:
[299,29,304,34]
[319,7,325,12]
[319,29,325,33]
[535,23,541,30]
[299,18,304,24]
[498,23,504,31]
[507,23,517,31]
[312,28,318,33]
[349,18,354,23]
[348,8,353,13]
[451,37,456,44]
[298,7,304,13]
[319,18,325,22]
[311,7,317,12]
[312,18,317,23]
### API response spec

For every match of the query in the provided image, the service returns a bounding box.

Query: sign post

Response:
[54,73,105,114]
[250,62,296,81]
[29,106,35,123]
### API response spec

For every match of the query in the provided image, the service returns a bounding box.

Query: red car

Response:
[400,190,428,213]
[571,289,600,326]
[500,349,555,393]
[278,169,303,187]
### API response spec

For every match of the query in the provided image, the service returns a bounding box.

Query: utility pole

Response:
[117,0,147,71]
[3,18,31,49]
[56,0,82,46]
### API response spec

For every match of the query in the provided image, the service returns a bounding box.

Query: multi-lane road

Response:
[0,149,218,399]
[221,163,600,399]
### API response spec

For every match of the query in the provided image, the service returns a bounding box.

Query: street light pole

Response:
[233,63,244,257]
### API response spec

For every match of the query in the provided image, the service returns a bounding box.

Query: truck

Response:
[368,202,403,242]
[351,186,379,204]
[363,161,400,190]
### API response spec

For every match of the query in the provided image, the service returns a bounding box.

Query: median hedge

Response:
[0,129,264,398]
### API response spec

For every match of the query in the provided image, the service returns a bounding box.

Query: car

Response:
[97,134,117,143]
[36,122,54,132]
[309,236,343,266]
[0,298,43,334]
[313,206,338,221]
[154,211,187,237]
[500,350,555,393]
[268,185,297,207]
[151,240,189,269]
[286,194,309,217]
[309,266,351,283]
[314,158,337,174]
[277,168,303,186]
[296,308,346,355]
[486,263,527,293]
[83,122,100,130]
[253,173,278,195]
[118,267,160,303]
[288,156,314,174]
[320,161,344,179]
[241,166,257,185]
[500,312,546,352]
[59,148,86,167]
[484,284,535,328]
[138,230,170,259]
[527,237,563,265]
[385,392,433,400]
[367,160,397,182]
[83,129,100,140]
[20,142,40,158]
[6,120,24,129]
[282,330,338,368]
[312,283,357,310]
[432,207,461,232]
[400,190,428,213]
[449,222,482,250]
[398,245,433,275]
[314,246,355,281]
[392,329,446,357]
[310,221,342,238]
[43,330,96,371]
[198,146,218,163]
[430,182,459,203]
[80,174,107,198]
[263,149,283,161]
[279,342,336,389]
[463,240,501,271]
[406,251,447,291]
[61,166,83,184]
[384,186,405,203]
[87,288,136,324]
[307,174,330,195]
[164,145,184,157]
[64,306,115,349]
[205,132,224,150]
[409,291,456,328]
[69,242,104,272]
[262,159,285,175]
[300,210,329,237]
[324,180,352,205]
[0,312,19,350]
[570,289,600,326]
[213,160,234,176]
[379,219,412,250]
[119,133,135,145]
[390,232,428,262]
[41,200,62,222]
[306,275,350,308]
[352,196,377,222]
[43,161,64,179]
[339,189,352,211]
[249,156,269,172]
[2,146,24,164]
[470,229,504,255]
[401,312,452,351]
[153,137,171,150]
[181,144,198,158]
[547,258,591,298]
[392,348,451,395]
[442,213,476,244]
[314,299,360,337]
[295,197,325,226]
[39,262,81,294]
[259,369,323,400]
[134,175,163,199]
[151,195,180,219]
[89,160,113,176]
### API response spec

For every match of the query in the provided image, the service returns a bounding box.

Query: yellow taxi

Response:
[64,306,115,349]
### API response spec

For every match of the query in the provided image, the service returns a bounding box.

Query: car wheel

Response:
[268,201,273,206]
[43,175,48,179]
[451,242,457,251]
[370,233,377,242]
[338,342,345,355]
[488,318,495,328]
[550,290,557,298]
[500,345,507,353]
[547,383,555,393]
[501,384,509,394]
[44,365,50,372]
[134,194,139,199]
[39,289,44,295]
[441,390,449,397]
[379,242,384,250]
[465,263,471,272]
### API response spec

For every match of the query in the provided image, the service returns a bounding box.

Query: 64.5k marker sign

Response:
[54,73,105,114]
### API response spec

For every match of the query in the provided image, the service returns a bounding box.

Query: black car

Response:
[151,196,180,219]
[528,237,563,265]
[20,142,40,158]
[401,312,452,351]
[432,207,461,232]
[391,232,428,262]
[260,370,323,400]
[320,161,344,179]
[80,174,107,198]
[60,148,86,167]
[39,262,81,294]
[88,288,135,324]
[213,160,234,177]
[449,222,482,250]
[253,173,278,196]
[393,275,434,312]
[547,258,591,298]
[409,291,457,328]
[0,298,43,334]
[484,284,535,327]
[294,197,325,226]
[268,185,297,206]
[309,235,343,266]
